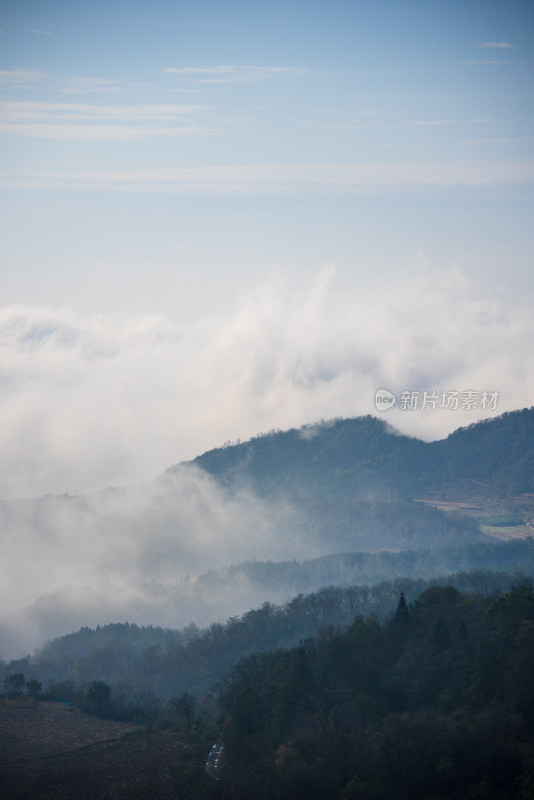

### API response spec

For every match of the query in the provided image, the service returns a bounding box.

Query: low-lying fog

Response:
[0,465,311,659]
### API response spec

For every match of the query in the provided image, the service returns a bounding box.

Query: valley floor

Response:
[0,701,181,799]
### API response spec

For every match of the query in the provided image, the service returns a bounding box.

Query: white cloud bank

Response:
[0,263,531,502]
[0,262,532,657]
[0,464,304,657]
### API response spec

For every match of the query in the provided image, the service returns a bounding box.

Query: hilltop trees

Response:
[169,691,197,735]
[2,673,42,699]
[3,672,26,698]
[86,680,112,716]
[25,679,42,698]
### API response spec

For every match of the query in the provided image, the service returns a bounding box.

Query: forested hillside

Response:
[206,579,534,800]
[1,565,528,707]
[432,407,534,494]
[174,407,534,552]
[185,408,534,499]
[182,537,534,603]
[6,577,532,800]
[187,416,428,498]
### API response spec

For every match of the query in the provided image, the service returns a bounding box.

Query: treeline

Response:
[31,538,529,636]
[3,576,534,798]
[1,673,121,720]
[18,538,528,649]
[195,579,534,799]
[1,569,525,708]
[434,407,534,493]
[217,537,534,596]
[188,415,429,499]
[290,496,482,552]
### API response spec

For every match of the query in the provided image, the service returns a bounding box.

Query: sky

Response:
[1,0,533,500]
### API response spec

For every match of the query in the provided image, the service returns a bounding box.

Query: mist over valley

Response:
[1,408,532,661]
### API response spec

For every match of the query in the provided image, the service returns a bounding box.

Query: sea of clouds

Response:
[0,262,532,658]
[0,262,531,500]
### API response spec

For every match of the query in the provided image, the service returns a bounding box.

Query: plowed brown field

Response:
[0,701,182,799]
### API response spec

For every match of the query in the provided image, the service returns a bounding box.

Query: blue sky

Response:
[0,0,533,497]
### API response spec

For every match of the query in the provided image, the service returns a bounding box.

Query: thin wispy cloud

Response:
[312,115,489,133]
[0,100,210,121]
[61,77,121,94]
[25,27,53,35]
[476,41,518,49]
[462,137,534,146]
[47,24,80,33]
[0,123,215,141]
[0,100,214,140]
[2,162,532,193]
[310,120,393,132]
[458,60,528,66]
[0,69,47,87]
[164,65,306,83]
[406,119,490,126]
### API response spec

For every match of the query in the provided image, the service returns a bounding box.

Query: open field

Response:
[414,498,484,513]
[480,525,534,540]
[0,701,182,799]
[416,494,534,541]
[416,489,534,540]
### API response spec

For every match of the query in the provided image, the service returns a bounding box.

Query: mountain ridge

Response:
[181,407,534,500]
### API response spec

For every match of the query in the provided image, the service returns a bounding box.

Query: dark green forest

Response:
[1,561,531,712]
[3,577,534,798]
[6,577,532,799]
[193,537,534,602]
[205,579,534,800]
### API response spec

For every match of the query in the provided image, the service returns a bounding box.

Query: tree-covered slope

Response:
[183,408,534,500]
[210,579,534,800]
[3,559,530,705]
[166,408,534,552]
[184,416,429,499]
[431,407,534,493]
[4,576,534,800]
